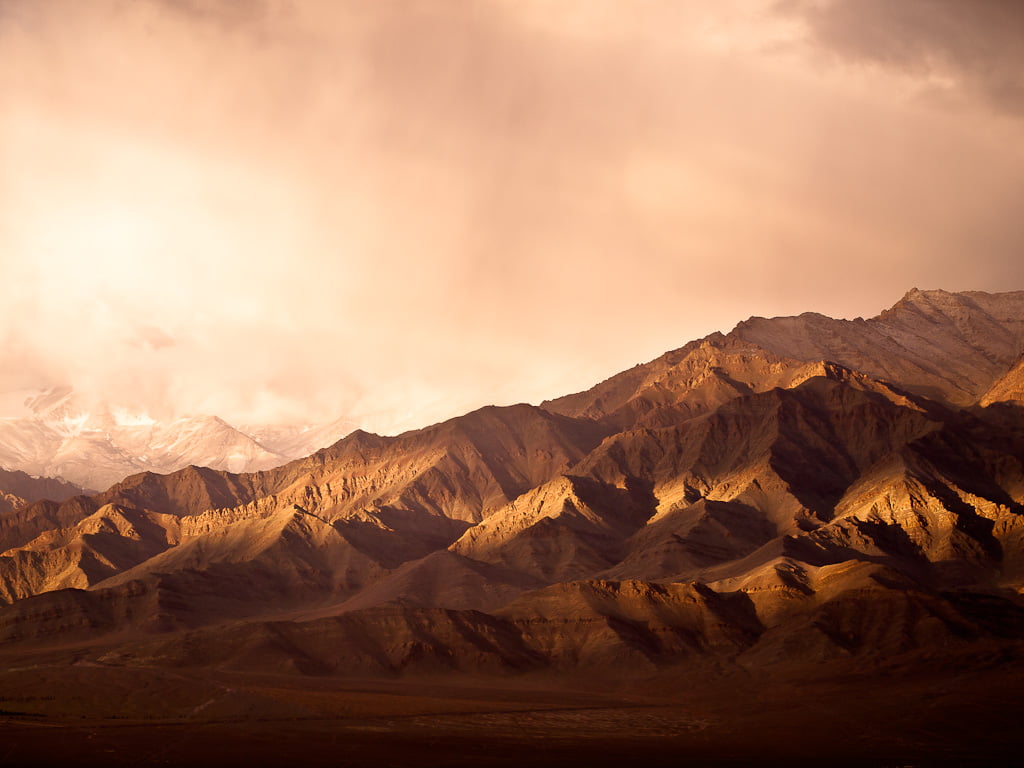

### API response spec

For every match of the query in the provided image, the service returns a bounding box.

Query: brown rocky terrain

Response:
[2,288,1024,765]
[0,467,85,517]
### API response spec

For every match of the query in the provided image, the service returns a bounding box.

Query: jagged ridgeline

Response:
[2,288,1024,679]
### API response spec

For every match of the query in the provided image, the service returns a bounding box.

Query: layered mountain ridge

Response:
[0,467,86,518]
[2,288,1023,684]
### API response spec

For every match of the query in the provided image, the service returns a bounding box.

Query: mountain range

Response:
[2,288,1024,747]
[0,386,353,490]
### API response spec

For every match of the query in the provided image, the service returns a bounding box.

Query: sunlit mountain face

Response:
[2,289,1024,766]
[2,0,1023,765]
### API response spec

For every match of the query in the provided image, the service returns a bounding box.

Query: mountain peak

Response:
[901,286,928,300]
[0,387,355,489]
[729,289,1024,406]
[890,286,962,311]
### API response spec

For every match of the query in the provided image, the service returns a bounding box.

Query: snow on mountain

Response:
[0,388,349,490]
[3,289,1024,703]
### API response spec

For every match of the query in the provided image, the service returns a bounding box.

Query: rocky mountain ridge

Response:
[1,288,1023,684]
[0,467,86,517]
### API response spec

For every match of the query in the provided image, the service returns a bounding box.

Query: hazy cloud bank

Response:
[1,0,1021,433]
[780,0,1024,115]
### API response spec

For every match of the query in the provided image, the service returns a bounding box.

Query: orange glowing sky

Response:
[2,0,1023,433]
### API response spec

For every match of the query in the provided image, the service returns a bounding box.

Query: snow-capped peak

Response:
[0,385,354,489]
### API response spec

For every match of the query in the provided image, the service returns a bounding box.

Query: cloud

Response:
[135,325,177,351]
[779,0,1024,116]
[0,1,1022,433]
[153,0,271,27]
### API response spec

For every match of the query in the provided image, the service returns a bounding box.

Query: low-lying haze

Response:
[2,0,1022,434]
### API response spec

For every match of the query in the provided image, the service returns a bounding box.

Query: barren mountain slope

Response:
[0,504,181,603]
[0,404,608,605]
[539,335,830,429]
[458,371,939,568]
[0,468,86,515]
[545,289,1024,422]
[730,288,1024,405]
[1,289,1023,689]
[981,353,1024,406]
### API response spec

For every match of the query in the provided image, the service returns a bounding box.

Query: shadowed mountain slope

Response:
[0,468,86,516]
[1,289,1023,686]
[0,403,607,606]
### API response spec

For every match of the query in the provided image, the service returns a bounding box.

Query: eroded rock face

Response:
[981,354,1024,406]
[1,289,1024,678]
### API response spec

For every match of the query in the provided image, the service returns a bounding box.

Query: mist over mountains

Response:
[0,386,353,490]
[4,0,1023,761]
[1,287,1023,675]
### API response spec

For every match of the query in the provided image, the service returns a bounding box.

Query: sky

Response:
[1,0,1022,434]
